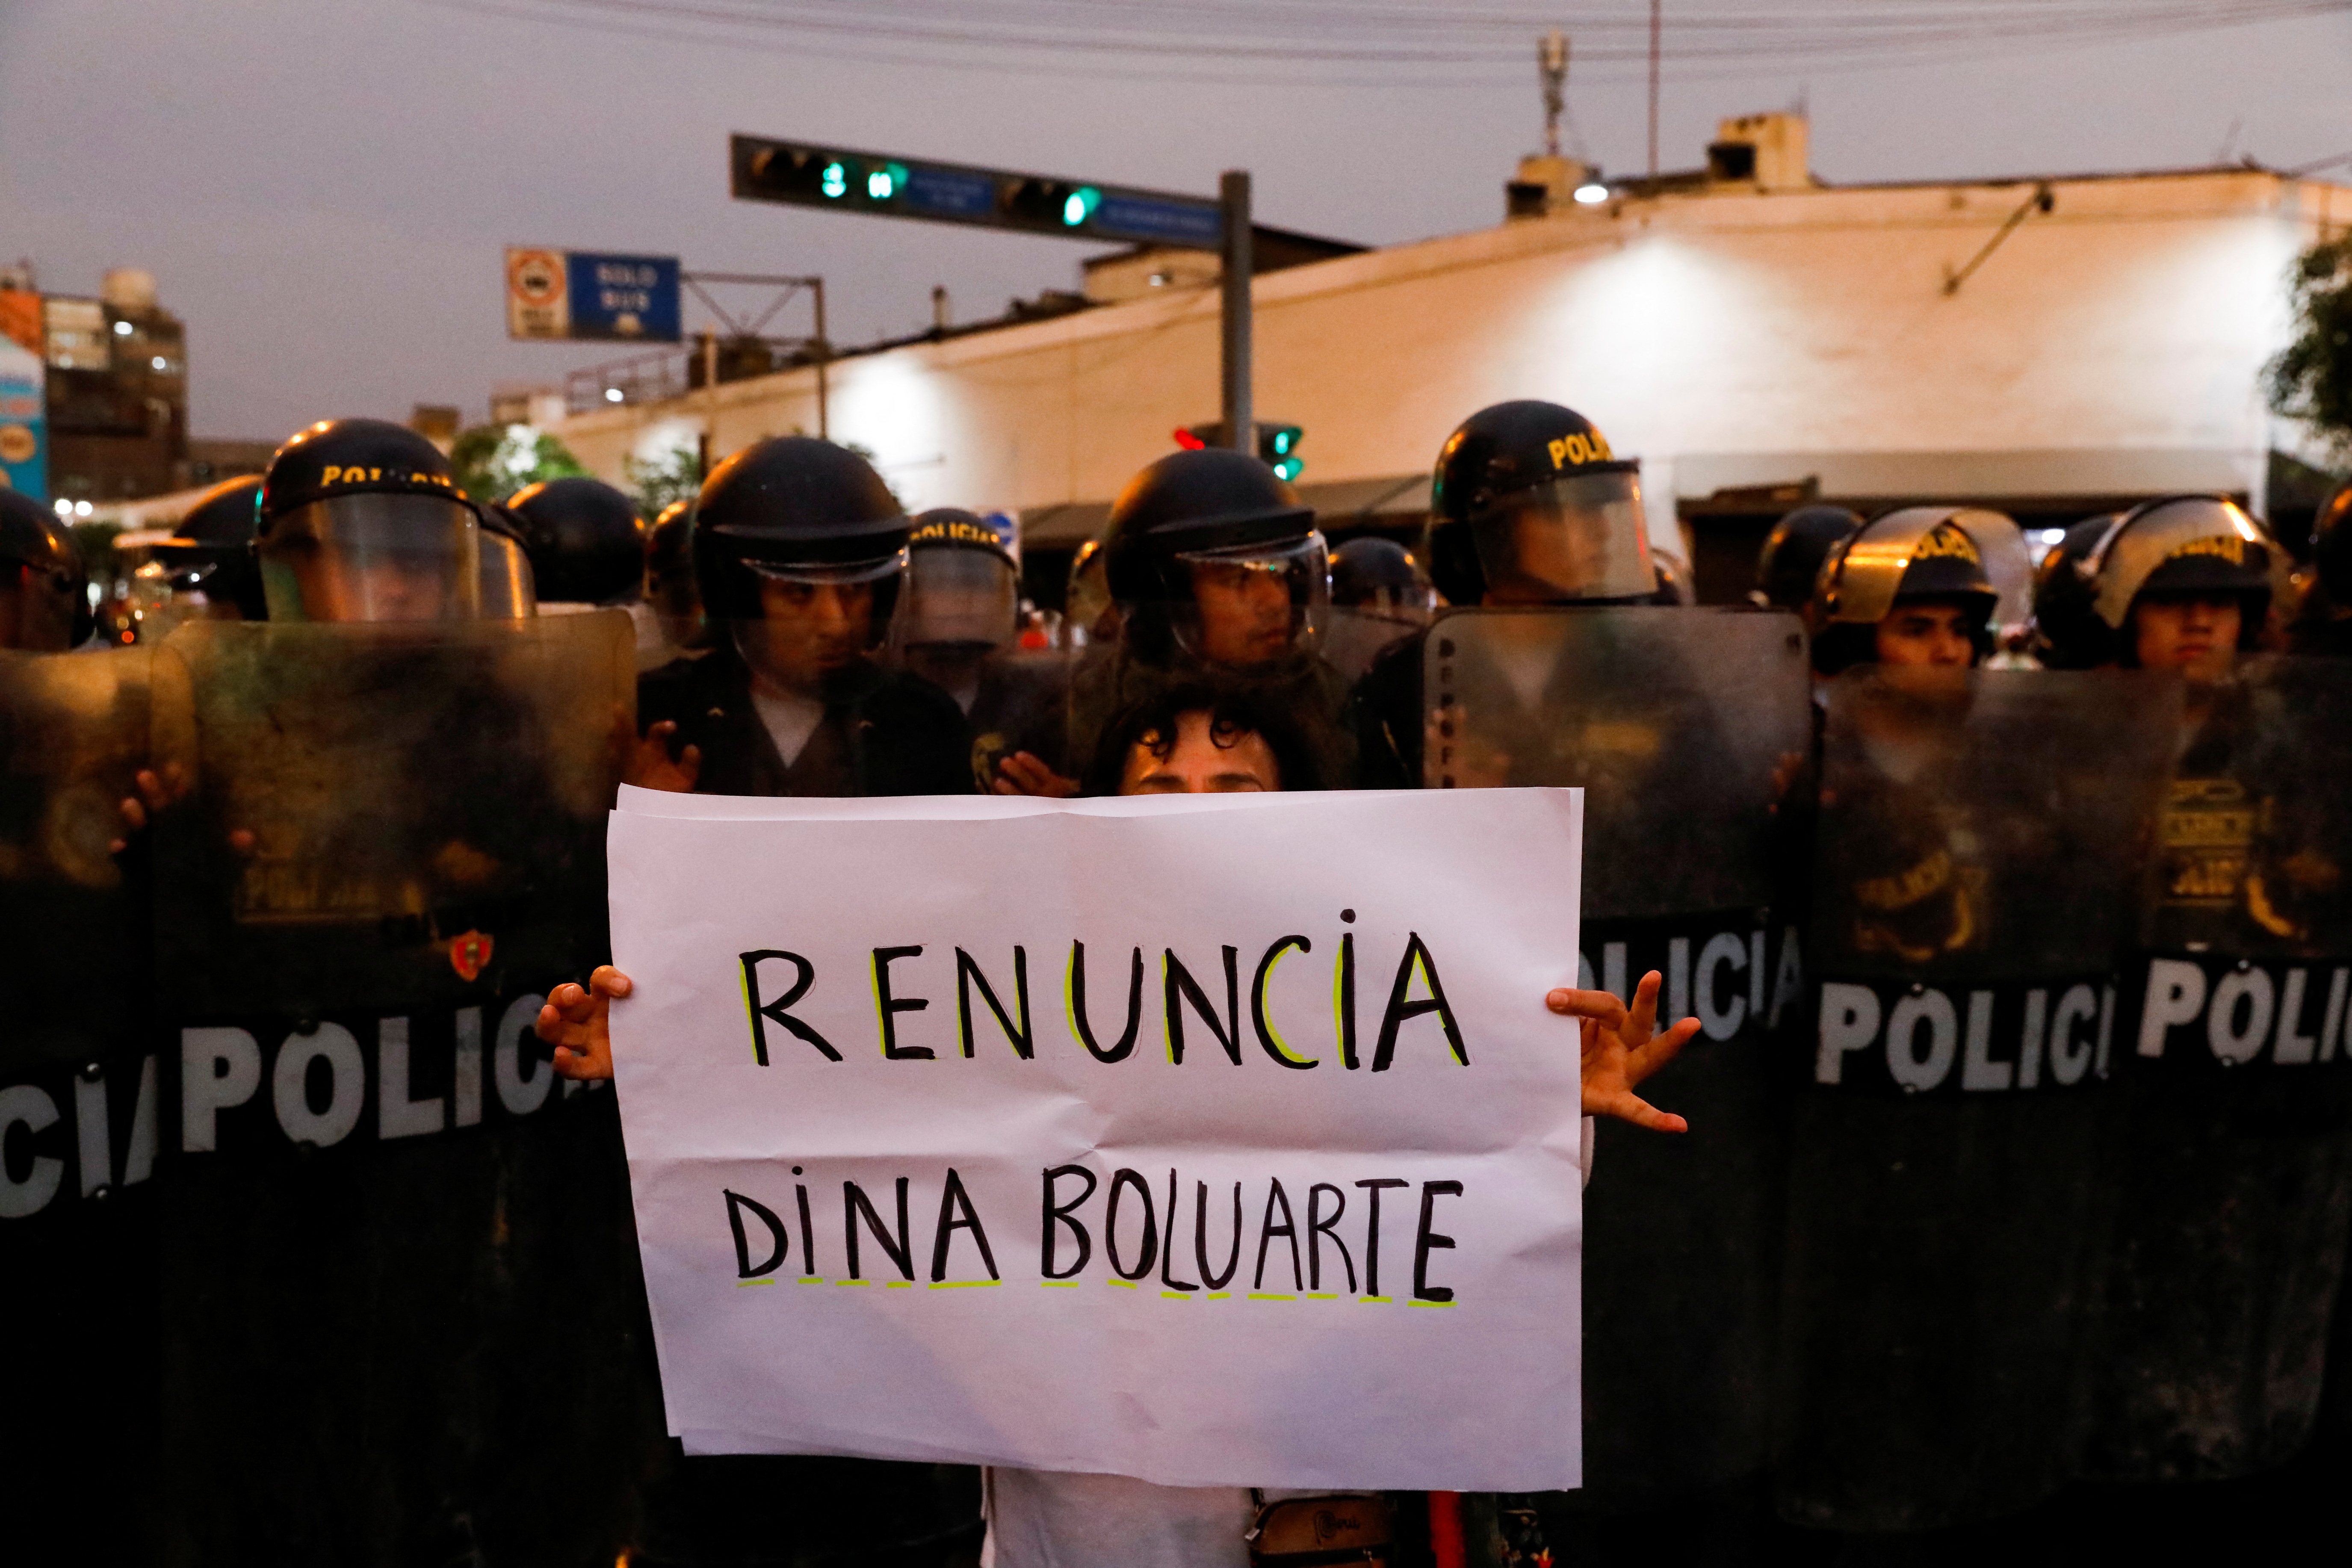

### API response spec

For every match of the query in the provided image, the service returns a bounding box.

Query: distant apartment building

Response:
[15,266,191,505]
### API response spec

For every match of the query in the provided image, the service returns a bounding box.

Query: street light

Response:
[605,387,624,403]
[1573,182,1610,206]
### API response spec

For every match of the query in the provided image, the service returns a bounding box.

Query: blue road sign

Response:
[566,253,682,343]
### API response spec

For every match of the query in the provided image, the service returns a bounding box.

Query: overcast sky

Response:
[3,0,2348,443]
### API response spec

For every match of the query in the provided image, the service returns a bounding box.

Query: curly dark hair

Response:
[1080,677,1326,796]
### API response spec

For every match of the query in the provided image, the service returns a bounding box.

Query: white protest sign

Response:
[607,786,1585,1491]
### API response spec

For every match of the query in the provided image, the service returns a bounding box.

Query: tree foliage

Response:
[451,423,590,503]
[2268,234,2352,459]
[623,441,702,517]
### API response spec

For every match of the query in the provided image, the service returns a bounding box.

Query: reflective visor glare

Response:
[1171,533,1330,660]
[259,495,482,623]
[1470,473,1655,601]
[903,548,1016,647]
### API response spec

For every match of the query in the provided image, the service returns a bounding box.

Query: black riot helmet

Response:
[505,476,646,606]
[153,473,268,620]
[2312,484,2352,605]
[0,488,90,650]
[1752,505,1864,610]
[1102,447,1327,667]
[1065,537,1116,645]
[257,418,488,623]
[1427,400,1655,607]
[691,435,910,656]
[2027,514,2119,670]
[1331,536,1433,614]
[1808,508,2005,675]
[2034,495,2276,669]
[901,508,1019,655]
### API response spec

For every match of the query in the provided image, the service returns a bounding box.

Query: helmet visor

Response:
[1170,532,1330,665]
[260,494,483,623]
[479,527,538,619]
[742,547,910,588]
[901,546,1017,652]
[1469,470,1656,602]
[2093,499,2272,630]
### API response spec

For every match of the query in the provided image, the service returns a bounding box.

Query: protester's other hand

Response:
[538,965,631,1081]
[992,751,1078,797]
[629,721,701,794]
[1548,970,1696,1133]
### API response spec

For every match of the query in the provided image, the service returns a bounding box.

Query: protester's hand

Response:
[538,966,631,1081]
[1548,970,1696,1134]
[629,721,701,794]
[992,751,1078,797]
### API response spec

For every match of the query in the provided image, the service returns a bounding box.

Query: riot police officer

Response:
[1352,399,1661,788]
[2031,493,2277,681]
[1806,508,2010,675]
[2288,482,2352,657]
[1323,535,1436,682]
[505,475,647,608]
[636,436,970,797]
[256,417,509,621]
[0,488,92,650]
[136,416,650,1562]
[147,473,267,627]
[642,496,713,668]
[899,508,1072,790]
[2026,513,2118,668]
[1751,503,1864,611]
[1045,447,1350,791]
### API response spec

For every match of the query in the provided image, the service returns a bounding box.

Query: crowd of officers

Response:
[4,397,2352,1565]
[11,396,2331,785]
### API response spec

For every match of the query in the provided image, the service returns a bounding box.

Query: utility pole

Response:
[1219,169,1252,453]
[1647,0,1662,183]
[1540,32,1568,159]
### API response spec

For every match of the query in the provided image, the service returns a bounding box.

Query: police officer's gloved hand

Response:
[1548,969,1694,1134]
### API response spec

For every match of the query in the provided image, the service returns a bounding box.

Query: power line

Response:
[423,0,2351,84]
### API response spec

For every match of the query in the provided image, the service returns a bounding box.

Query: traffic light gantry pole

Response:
[729,134,1253,457]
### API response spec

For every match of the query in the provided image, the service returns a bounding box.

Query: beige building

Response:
[548,115,2351,602]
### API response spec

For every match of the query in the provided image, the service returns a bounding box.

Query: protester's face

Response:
[1874,603,1976,668]
[754,577,874,688]
[2132,594,2240,681]
[1190,561,1294,665]
[1120,710,1281,794]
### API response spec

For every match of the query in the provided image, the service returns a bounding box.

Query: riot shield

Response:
[1777,667,2180,1530]
[0,646,163,1562]
[1425,606,1813,1509]
[140,612,667,1564]
[2087,656,2352,1481]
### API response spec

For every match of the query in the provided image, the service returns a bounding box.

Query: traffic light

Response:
[1172,421,1303,481]
[1260,422,1304,482]
[733,136,1223,247]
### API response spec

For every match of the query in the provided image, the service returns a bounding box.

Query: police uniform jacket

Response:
[638,648,974,798]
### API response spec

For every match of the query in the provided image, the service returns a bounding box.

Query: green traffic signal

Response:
[820,161,848,199]
[1256,422,1304,480]
[1061,186,1102,227]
